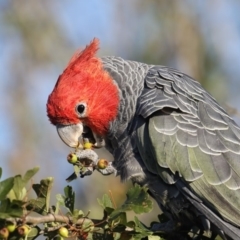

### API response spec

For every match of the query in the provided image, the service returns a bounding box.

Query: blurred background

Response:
[0,0,240,225]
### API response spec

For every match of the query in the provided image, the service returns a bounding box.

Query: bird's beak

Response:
[56,123,83,148]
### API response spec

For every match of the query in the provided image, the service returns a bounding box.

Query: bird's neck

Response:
[101,56,152,146]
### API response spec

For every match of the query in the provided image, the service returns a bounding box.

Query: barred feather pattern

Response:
[101,56,153,179]
[140,66,240,229]
[102,57,240,238]
[101,56,152,141]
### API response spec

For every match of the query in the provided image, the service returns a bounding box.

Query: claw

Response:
[66,146,116,180]
[75,149,99,165]
[79,167,94,178]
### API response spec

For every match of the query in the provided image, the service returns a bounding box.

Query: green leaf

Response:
[126,221,135,229]
[113,232,121,240]
[105,207,115,215]
[55,187,77,215]
[29,177,54,214]
[0,177,14,200]
[0,198,10,216]
[56,194,65,206]
[0,167,2,179]
[98,193,115,216]
[148,236,162,240]
[25,226,41,240]
[7,167,40,201]
[78,209,84,218]
[33,177,54,198]
[22,167,39,185]
[0,199,23,218]
[113,212,127,227]
[82,219,94,232]
[86,232,93,240]
[64,185,75,213]
[27,198,47,215]
[8,182,27,201]
[55,194,70,214]
[134,216,150,232]
[71,209,84,223]
[11,175,26,200]
[110,185,153,220]
[123,185,153,214]
[97,193,113,209]
[133,216,153,239]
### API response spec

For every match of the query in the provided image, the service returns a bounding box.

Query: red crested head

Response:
[46,39,119,136]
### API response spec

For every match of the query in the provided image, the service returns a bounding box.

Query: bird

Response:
[47,38,240,239]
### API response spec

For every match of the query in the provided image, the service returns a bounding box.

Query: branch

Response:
[6,214,95,226]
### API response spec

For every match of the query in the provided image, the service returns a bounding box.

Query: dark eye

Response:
[76,102,87,117]
[77,104,85,114]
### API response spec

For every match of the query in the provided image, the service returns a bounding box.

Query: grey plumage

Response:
[101,56,240,239]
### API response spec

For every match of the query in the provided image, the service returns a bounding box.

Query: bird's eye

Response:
[77,104,85,114]
[76,103,87,117]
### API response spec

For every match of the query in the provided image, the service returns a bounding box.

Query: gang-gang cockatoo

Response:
[47,39,240,239]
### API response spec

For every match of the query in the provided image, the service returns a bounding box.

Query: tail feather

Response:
[176,180,240,240]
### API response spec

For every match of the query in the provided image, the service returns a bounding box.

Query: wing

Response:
[136,66,240,227]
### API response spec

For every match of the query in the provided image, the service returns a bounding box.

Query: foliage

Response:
[0,167,224,240]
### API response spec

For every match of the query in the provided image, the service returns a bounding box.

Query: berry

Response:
[97,159,108,169]
[84,142,93,149]
[67,153,78,164]
[58,227,69,238]
[6,223,16,233]
[0,227,9,239]
[17,225,31,236]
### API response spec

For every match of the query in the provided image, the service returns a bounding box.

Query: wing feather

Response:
[137,65,240,227]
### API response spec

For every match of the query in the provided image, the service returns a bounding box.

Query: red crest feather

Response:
[66,38,100,72]
[47,38,119,136]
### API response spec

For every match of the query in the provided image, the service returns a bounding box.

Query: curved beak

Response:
[56,123,83,148]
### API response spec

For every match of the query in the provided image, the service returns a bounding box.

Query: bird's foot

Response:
[75,148,99,164]
[74,148,98,177]
[66,148,116,181]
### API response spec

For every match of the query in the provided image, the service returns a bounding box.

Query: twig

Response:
[6,214,92,225]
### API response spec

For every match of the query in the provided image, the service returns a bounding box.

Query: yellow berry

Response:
[84,142,93,149]
[97,159,108,169]
[6,223,16,233]
[67,153,78,164]
[0,227,9,239]
[58,227,69,238]
[17,224,31,236]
